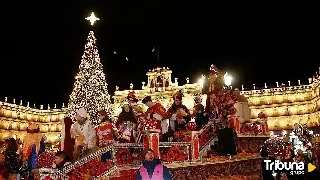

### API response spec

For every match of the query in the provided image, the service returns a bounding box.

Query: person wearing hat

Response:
[115,104,138,143]
[164,91,191,141]
[127,91,139,105]
[127,91,144,121]
[71,108,96,159]
[136,148,172,180]
[141,96,167,134]
[96,110,115,146]
[98,110,111,124]
[192,95,208,130]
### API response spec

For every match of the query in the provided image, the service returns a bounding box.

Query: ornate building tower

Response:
[146,67,172,92]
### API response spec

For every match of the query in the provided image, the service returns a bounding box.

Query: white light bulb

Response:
[224,72,232,86]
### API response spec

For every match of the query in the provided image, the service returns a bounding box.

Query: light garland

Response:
[92,166,119,180]
[56,145,112,176]
[51,143,142,177]
[67,31,113,125]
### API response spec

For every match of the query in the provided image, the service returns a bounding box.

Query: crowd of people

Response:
[112,91,208,143]
[0,122,47,179]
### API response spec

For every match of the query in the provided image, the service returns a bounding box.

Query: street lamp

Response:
[198,75,205,88]
[224,72,232,86]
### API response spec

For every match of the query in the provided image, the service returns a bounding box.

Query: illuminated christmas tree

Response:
[67,30,113,124]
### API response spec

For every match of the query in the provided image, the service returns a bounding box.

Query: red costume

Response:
[141,96,167,132]
[96,110,115,146]
[127,91,144,122]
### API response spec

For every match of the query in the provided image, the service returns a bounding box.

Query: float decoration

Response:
[186,121,197,131]
[96,122,114,147]
[115,148,132,165]
[38,152,55,168]
[161,146,188,163]
[68,160,114,179]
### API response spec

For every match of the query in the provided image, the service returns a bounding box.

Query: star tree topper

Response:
[85,12,100,26]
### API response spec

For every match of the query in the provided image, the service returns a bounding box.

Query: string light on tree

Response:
[67,15,113,124]
[85,12,100,26]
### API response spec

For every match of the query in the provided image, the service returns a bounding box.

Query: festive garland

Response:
[68,160,114,179]
[199,129,213,147]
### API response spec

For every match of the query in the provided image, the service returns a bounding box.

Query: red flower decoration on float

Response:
[186,121,197,131]
[38,152,55,168]
[161,146,188,163]
[115,148,132,165]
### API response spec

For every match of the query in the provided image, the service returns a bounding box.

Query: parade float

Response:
[35,64,269,180]
[35,60,319,179]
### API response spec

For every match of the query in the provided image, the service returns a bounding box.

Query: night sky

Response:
[1,2,319,107]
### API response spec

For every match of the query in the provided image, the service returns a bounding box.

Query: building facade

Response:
[0,102,65,144]
[243,76,320,132]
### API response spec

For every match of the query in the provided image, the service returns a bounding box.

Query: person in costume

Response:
[218,121,237,158]
[141,96,167,134]
[22,122,45,180]
[70,108,96,159]
[127,91,144,122]
[192,95,208,130]
[97,110,116,146]
[61,116,75,161]
[97,110,114,162]
[115,104,138,143]
[164,91,191,141]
